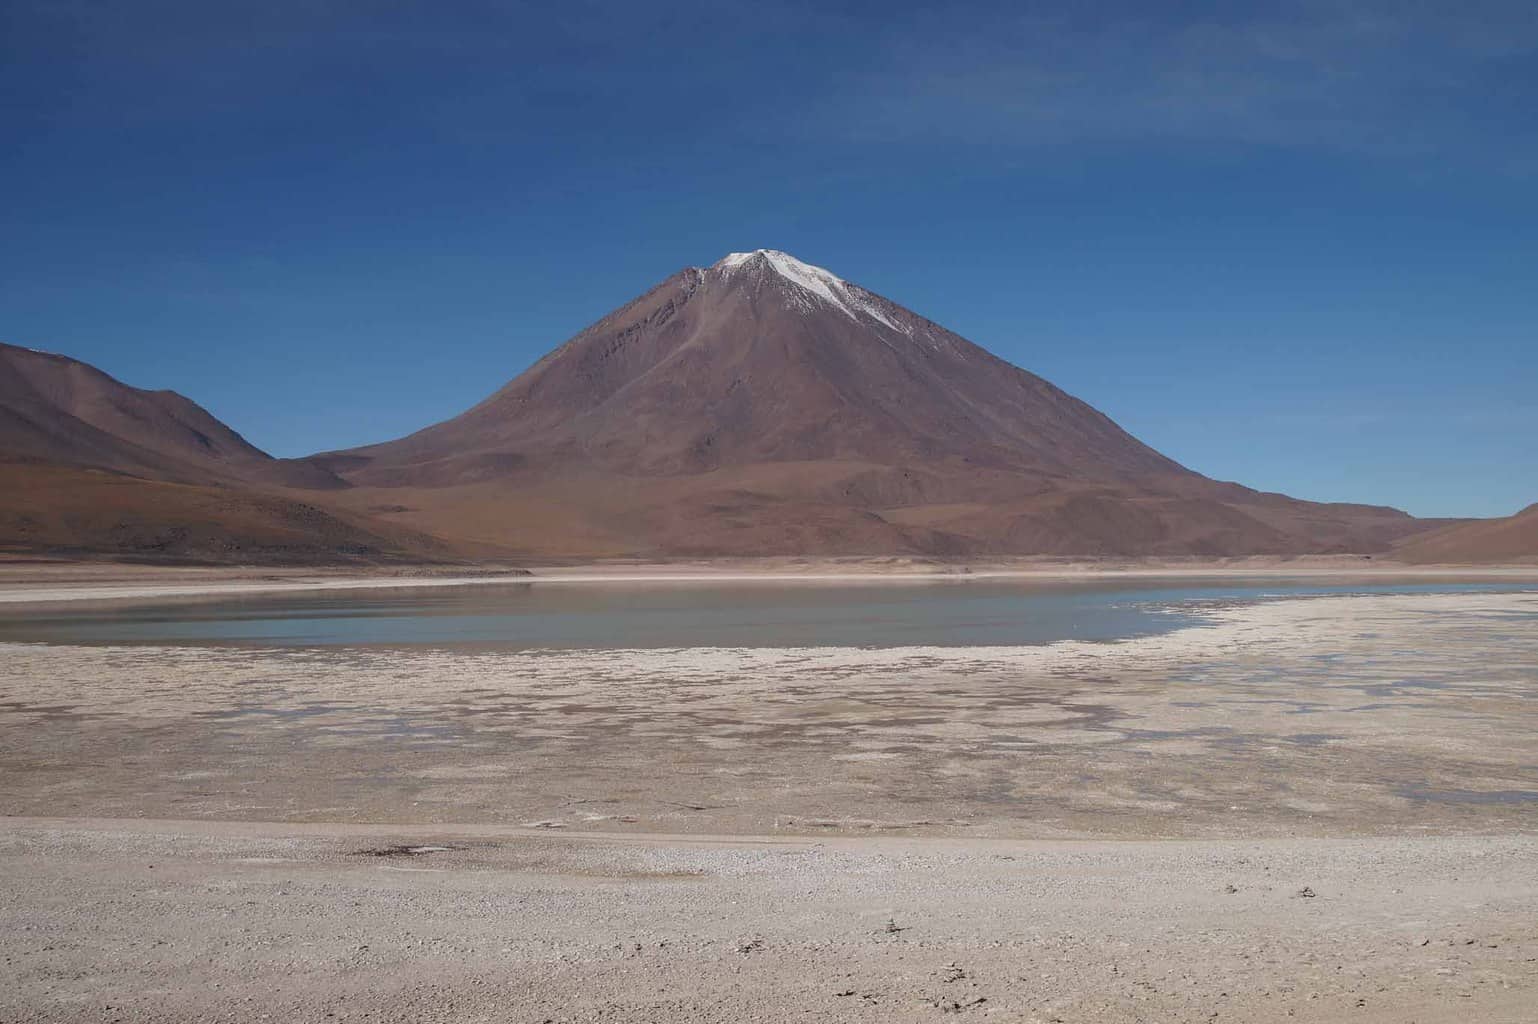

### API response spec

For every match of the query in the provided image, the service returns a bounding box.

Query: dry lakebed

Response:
[2,576,1536,1022]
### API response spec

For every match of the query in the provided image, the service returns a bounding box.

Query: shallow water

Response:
[0,577,1531,649]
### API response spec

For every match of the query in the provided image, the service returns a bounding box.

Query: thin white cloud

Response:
[793,1,1538,169]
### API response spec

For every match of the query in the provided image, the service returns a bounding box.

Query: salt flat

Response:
[1,589,1535,1021]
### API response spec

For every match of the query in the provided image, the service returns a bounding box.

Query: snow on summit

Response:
[714,249,906,333]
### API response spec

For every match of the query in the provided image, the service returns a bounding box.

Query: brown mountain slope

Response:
[0,461,450,564]
[312,249,1430,558]
[322,250,1185,487]
[0,342,452,563]
[0,342,342,489]
[1394,504,1538,564]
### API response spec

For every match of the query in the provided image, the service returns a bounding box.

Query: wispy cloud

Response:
[795,1,1538,170]
[7,0,1536,175]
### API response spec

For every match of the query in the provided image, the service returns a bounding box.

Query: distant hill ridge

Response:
[1396,503,1538,564]
[0,342,342,490]
[0,342,437,563]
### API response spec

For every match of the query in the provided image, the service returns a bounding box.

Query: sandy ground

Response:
[3,820,1535,1024]
[2,585,1536,1021]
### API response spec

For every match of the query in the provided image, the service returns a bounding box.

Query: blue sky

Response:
[3,0,1535,518]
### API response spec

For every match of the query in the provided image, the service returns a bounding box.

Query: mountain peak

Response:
[715,247,830,275]
[711,249,905,332]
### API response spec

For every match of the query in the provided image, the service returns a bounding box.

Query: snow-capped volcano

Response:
[308,250,1422,557]
[321,245,1177,484]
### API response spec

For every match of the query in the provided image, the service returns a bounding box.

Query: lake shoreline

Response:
[5,590,1534,837]
[2,554,1537,606]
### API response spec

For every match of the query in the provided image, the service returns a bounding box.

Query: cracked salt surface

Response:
[1,591,1534,837]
